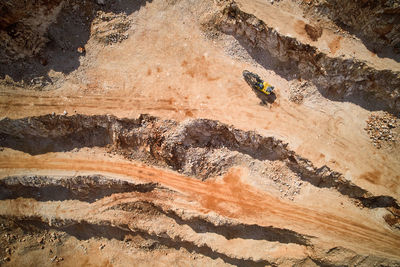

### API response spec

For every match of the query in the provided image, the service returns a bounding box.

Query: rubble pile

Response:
[288,80,315,104]
[365,112,399,149]
[92,11,131,45]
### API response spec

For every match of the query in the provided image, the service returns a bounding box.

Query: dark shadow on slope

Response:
[311,258,349,267]
[101,0,151,14]
[1,114,398,211]
[110,201,311,246]
[7,216,273,267]
[234,35,300,82]
[0,2,92,86]
[252,89,277,105]
[173,118,286,163]
[0,0,152,86]
[334,20,400,63]
[286,156,400,210]
[358,196,400,209]
[317,79,392,114]
[0,175,158,203]
[225,29,400,117]
[0,126,111,155]
[0,114,285,162]
[163,210,311,246]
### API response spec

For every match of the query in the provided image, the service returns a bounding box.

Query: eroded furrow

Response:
[1,157,400,261]
[1,114,400,263]
[0,175,159,203]
[1,0,399,265]
[0,113,398,211]
[1,215,273,267]
[108,201,311,246]
[214,0,400,113]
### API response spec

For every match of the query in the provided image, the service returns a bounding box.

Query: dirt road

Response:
[1,0,399,199]
[1,0,399,265]
[1,152,399,260]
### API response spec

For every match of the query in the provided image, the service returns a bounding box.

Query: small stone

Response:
[51,112,56,116]
[99,244,105,250]
[63,110,68,116]
[50,256,57,262]
[3,257,10,262]
[37,236,44,244]
[5,248,11,255]
[77,46,85,54]
[305,23,323,41]
[39,57,48,66]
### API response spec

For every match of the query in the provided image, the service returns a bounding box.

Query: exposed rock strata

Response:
[0,113,399,212]
[303,0,400,52]
[215,1,400,114]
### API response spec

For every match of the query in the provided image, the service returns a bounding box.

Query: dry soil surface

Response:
[0,0,399,266]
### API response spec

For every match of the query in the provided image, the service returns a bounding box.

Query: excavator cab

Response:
[259,82,274,95]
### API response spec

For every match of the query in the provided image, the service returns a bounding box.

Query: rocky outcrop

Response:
[0,175,399,266]
[0,0,138,87]
[0,0,64,62]
[303,0,400,52]
[1,113,399,211]
[1,113,400,265]
[304,23,322,41]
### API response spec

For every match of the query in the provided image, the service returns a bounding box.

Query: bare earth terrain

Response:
[0,0,399,266]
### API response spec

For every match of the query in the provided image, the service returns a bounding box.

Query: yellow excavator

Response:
[242,70,276,104]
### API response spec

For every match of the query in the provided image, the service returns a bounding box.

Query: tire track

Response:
[0,154,399,260]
